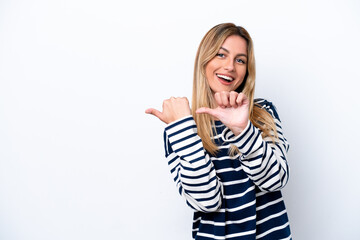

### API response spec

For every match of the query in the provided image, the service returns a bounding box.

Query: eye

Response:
[236,58,246,64]
[216,53,225,58]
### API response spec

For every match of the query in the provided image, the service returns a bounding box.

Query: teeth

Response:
[216,74,234,81]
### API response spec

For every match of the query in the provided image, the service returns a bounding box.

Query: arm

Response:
[146,97,223,212]
[221,101,290,192]
[164,115,223,212]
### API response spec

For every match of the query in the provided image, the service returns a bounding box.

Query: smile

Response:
[216,74,234,83]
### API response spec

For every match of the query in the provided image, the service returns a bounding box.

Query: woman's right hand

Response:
[145,97,191,124]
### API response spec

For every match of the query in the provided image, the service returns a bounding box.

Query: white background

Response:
[1,0,360,239]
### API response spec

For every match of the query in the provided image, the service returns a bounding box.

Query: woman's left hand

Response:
[196,91,249,136]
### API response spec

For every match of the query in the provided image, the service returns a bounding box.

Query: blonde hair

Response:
[191,23,278,155]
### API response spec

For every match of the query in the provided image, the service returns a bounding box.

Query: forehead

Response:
[221,35,247,53]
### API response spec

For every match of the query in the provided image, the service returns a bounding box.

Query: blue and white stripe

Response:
[163,99,291,239]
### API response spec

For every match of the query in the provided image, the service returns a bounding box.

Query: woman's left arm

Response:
[221,101,290,192]
[195,92,289,192]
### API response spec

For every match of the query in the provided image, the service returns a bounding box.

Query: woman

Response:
[146,23,291,240]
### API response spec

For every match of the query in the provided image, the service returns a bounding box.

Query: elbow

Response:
[201,195,223,213]
[257,171,289,192]
[264,162,290,192]
[184,184,223,212]
[193,196,223,213]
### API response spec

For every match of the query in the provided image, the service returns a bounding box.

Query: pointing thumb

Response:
[196,107,219,118]
[145,108,165,122]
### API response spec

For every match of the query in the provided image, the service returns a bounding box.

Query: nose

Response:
[224,58,235,71]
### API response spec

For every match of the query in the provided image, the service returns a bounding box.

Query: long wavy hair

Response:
[192,23,278,155]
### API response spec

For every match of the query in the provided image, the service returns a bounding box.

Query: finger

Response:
[220,91,230,107]
[229,91,238,108]
[145,108,165,122]
[196,107,220,119]
[214,92,224,108]
[236,92,246,106]
[242,93,250,105]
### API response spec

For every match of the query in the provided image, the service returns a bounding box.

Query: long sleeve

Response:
[163,115,223,212]
[220,101,290,192]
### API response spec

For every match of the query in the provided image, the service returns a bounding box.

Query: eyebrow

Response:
[220,47,247,58]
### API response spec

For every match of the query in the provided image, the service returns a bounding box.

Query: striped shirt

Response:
[163,99,291,240]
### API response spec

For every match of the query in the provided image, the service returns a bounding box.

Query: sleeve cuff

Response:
[220,120,262,157]
[164,115,198,148]
[221,120,251,143]
[164,115,194,136]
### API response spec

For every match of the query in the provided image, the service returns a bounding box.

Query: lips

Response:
[216,73,235,85]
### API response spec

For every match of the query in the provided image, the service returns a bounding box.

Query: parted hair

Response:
[191,23,278,155]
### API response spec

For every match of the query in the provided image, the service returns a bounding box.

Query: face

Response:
[205,35,248,94]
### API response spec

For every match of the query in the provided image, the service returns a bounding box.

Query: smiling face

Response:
[205,35,248,94]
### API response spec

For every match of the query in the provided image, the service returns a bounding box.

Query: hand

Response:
[145,97,191,124]
[196,91,249,136]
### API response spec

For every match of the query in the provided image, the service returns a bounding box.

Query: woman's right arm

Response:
[163,115,223,213]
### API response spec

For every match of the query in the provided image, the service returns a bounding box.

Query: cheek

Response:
[237,66,247,78]
[234,67,247,85]
[205,59,218,75]
[205,63,213,78]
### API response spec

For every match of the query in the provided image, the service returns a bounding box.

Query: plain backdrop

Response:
[1,0,360,239]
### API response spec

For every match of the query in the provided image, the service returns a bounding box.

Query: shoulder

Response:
[254,98,280,120]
